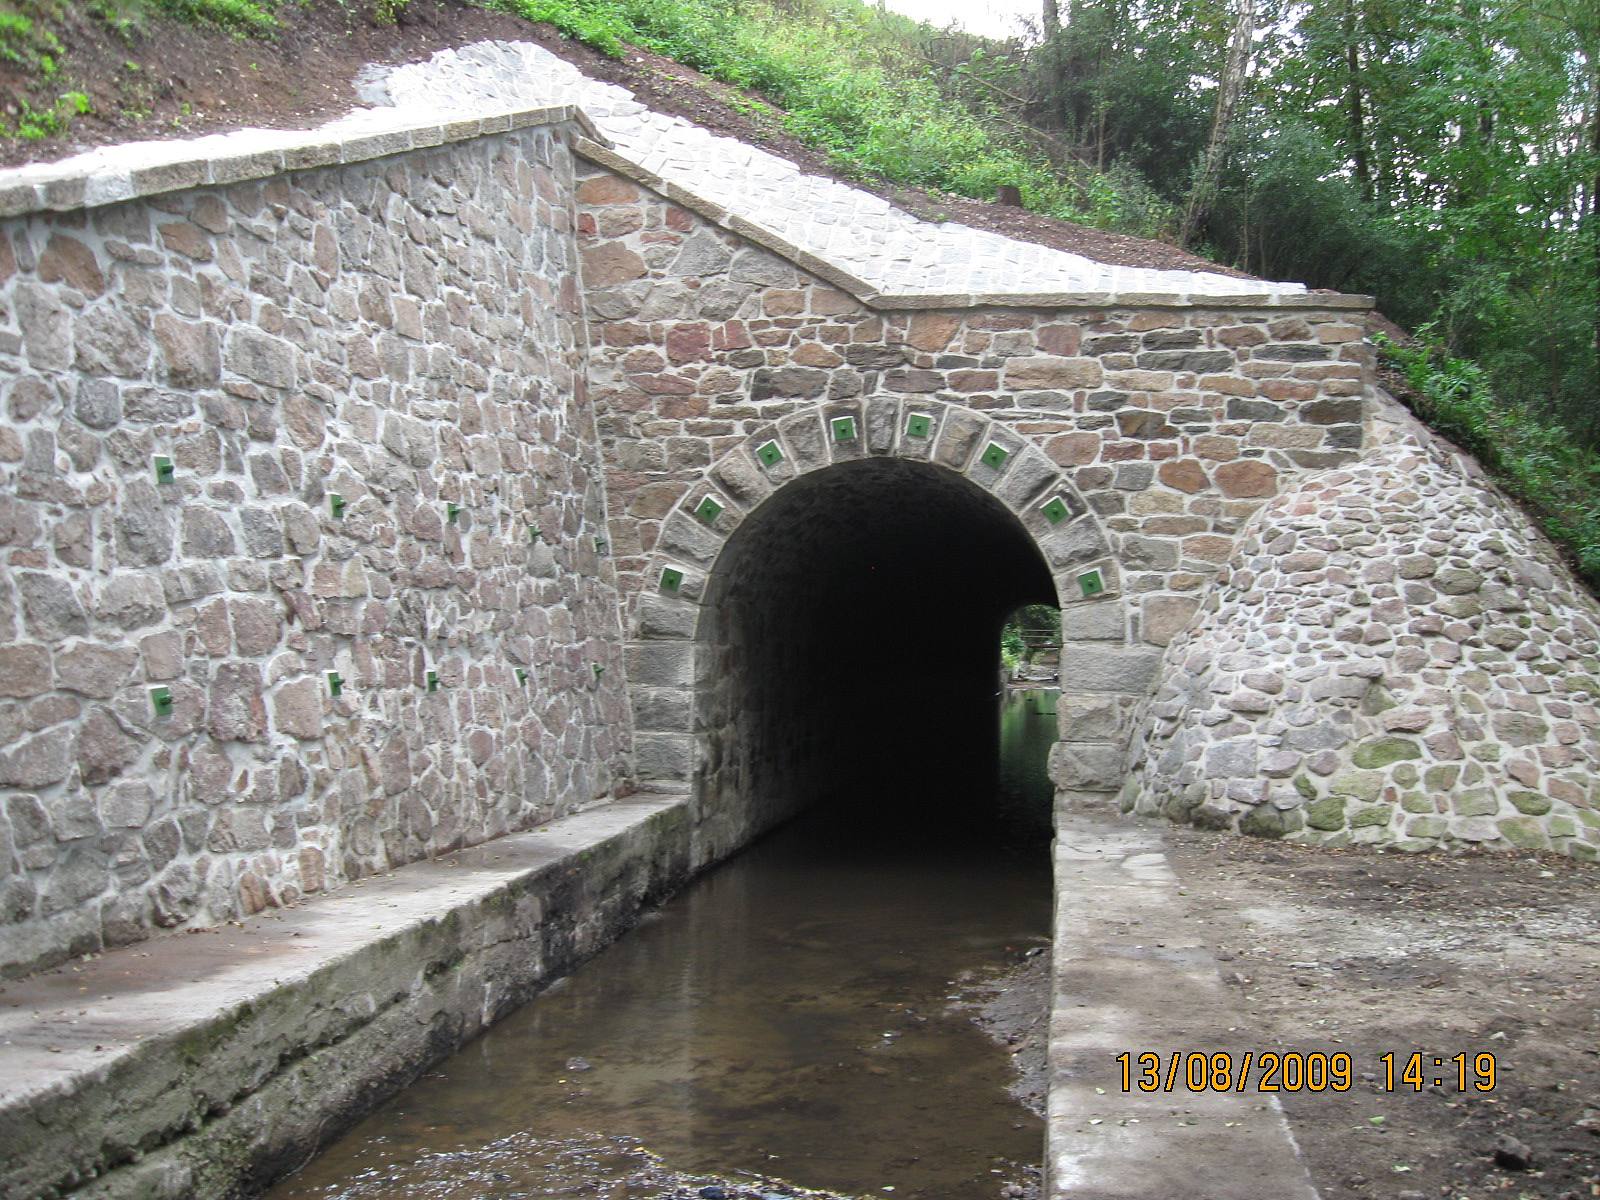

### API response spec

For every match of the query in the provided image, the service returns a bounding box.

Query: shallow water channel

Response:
[269,689,1058,1200]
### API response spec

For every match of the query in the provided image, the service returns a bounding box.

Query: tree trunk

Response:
[1590,69,1599,411]
[1343,0,1371,200]
[1180,0,1257,248]
[1041,0,1066,130]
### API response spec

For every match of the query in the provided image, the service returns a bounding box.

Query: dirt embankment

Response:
[1164,829,1600,1200]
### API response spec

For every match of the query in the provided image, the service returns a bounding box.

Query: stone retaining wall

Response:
[569,155,1376,834]
[0,794,691,1200]
[6,84,1593,989]
[1120,400,1600,857]
[0,118,635,977]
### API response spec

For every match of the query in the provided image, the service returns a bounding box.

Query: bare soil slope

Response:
[1,0,1251,277]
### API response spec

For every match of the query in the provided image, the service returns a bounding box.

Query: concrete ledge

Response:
[0,104,609,218]
[0,793,692,1200]
[1047,809,1317,1199]
[0,98,1370,316]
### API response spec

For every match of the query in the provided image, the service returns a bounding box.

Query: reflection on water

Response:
[997,688,1058,839]
[268,694,1059,1200]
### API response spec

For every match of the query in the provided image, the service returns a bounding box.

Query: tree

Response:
[1180,0,1258,246]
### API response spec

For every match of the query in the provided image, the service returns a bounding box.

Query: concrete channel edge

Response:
[1047,806,1320,1200]
[0,793,693,1200]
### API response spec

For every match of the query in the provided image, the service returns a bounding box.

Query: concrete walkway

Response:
[1049,808,1320,1199]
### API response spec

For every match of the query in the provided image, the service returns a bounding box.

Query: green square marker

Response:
[594,536,608,555]
[514,667,529,687]
[660,566,684,594]
[755,440,784,468]
[426,669,441,693]
[447,503,462,524]
[592,663,606,681]
[831,415,858,442]
[980,441,1010,470]
[329,494,346,518]
[1040,495,1071,525]
[1078,569,1106,599]
[153,456,174,485]
[149,685,173,717]
[526,525,542,543]
[326,671,343,697]
[695,495,724,524]
[906,412,932,439]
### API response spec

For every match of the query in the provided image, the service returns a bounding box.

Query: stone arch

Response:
[618,397,1165,862]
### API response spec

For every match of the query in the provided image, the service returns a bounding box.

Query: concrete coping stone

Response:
[0,103,609,219]
[0,792,687,1199]
[0,86,1373,313]
[571,136,1371,313]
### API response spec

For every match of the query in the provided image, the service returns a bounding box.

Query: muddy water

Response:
[268,691,1058,1200]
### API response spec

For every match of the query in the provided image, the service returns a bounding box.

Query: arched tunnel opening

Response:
[267,457,1068,1199]
[695,457,1060,845]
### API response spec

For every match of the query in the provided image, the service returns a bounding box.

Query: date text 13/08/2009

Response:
[1114,1050,1498,1094]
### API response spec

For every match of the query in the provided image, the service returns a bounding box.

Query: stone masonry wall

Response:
[1120,400,1600,858]
[577,162,1372,646]
[570,155,1376,833]
[0,123,635,977]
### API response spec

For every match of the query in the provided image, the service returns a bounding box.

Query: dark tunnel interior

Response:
[696,458,1058,839]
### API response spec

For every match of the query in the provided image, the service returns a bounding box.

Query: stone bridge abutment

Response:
[1,68,1597,1200]
[573,149,1378,853]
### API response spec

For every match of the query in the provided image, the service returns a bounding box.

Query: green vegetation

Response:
[485,0,1169,233]
[1380,333,1600,588]
[0,3,89,139]
[0,6,62,70]
[1035,0,1597,449]
[5,88,89,139]
[1001,605,1061,672]
[147,0,281,33]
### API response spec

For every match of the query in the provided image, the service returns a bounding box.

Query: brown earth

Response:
[1,0,1255,278]
[966,830,1599,1199]
[1163,828,1599,1200]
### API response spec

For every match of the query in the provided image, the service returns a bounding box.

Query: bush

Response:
[152,0,280,33]
[1379,332,1600,589]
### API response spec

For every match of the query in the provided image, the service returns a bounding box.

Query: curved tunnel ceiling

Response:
[695,458,1058,832]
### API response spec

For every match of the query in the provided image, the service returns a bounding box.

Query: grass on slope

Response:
[1381,333,1600,591]
[487,0,1169,235]
[1,0,279,138]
